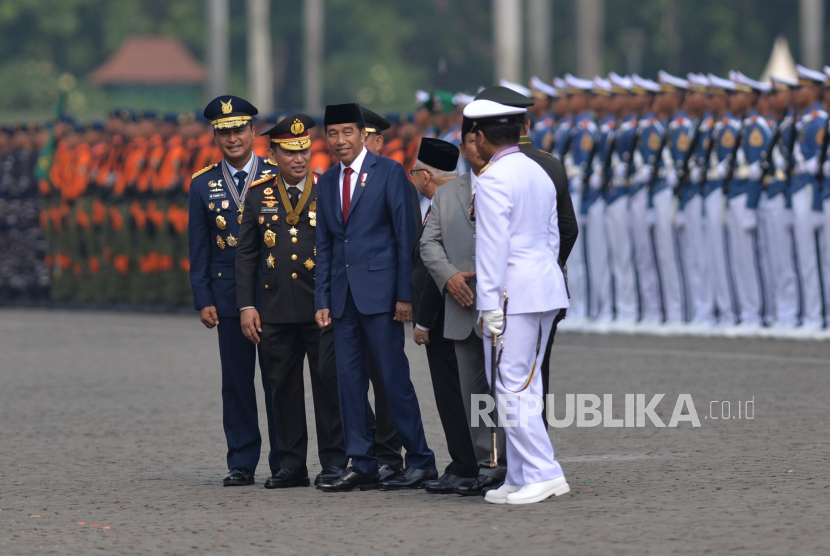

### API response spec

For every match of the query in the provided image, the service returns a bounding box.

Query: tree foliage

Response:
[0,0,820,116]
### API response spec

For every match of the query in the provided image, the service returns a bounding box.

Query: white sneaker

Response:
[505,477,570,505]
[484,483,522,505]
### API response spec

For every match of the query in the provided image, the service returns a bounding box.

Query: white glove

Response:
[804,156,820,176]
[772,150,788,173]
[666,169,680,190]
[749,161,764,182]
[613,162,629,181]
[481,309,505,336]
[640,164,654,183]
[715,158,731,180]
[690,166,703,185]
[823,159,830,178]
[588,172,603,190]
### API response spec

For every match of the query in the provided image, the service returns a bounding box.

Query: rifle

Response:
[674,116,703,197]
[647,119,670,197]
[758,103,792,187]
[600,125,618,197]
[816,111,830,183]
[721,116,744,197]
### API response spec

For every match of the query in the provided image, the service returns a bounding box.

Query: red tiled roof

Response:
[89,36,206,86]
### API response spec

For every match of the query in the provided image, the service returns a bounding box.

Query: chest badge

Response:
[216,235,226,250]
[221,200,230,210]
[226,234,237,248]
[216,215,227,230]
[304,258,315,270]
[259,215,265,225]
[264,187,273,195]
[721,129,735,149]
[208,202,215,210]
[266,253,275,268]
[749,128,764,148]
[264,229,277,248]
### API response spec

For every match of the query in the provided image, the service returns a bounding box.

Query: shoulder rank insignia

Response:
[249,175,274,188]
[193,162,219,180]
[264,159,279,166]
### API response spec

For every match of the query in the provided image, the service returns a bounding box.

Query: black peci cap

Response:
[417,137,459,172]
[324,103,365,127]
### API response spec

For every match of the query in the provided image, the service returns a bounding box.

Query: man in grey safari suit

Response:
[420,117,507,496]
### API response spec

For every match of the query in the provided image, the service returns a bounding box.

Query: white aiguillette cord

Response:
[221,156,259,211]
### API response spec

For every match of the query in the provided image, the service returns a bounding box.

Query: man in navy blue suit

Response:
[188,95,279,486]
[314,103,437,492]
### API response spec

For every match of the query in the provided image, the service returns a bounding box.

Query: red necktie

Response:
[342,167,353,223]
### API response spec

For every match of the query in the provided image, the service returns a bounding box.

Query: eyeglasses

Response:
[408,168,431,177]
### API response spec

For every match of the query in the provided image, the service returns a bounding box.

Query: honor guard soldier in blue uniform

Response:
[188,96,279,486]
[529,76,558,152]
[791,65,827,335]
[605,72,639,326]
[236,113,349,488]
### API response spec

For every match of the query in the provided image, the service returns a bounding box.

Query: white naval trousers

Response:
[567,190,588,321]
[586,198,613,322]
[702,190,735,324]
[758,194,799,326]
[652,188,684,323]
[629,187,661,323]
[483,310,564,487]
[604,196,638,323]
[791,185,823,328]
[677,194,712,324]
[726,193,762,325]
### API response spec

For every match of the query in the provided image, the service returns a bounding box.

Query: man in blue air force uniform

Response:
[188,96,280,486]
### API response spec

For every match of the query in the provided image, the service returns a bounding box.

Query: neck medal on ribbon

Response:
[220,156,259,213]
[277,170,314,225]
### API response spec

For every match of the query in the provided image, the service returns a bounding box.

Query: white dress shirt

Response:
[338,146,368,210]
[224,152,255,180]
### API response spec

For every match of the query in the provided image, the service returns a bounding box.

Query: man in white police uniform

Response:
[462,98,571,505]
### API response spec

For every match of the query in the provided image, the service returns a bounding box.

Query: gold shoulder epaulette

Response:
[192,162,218,179]
[263,159,279,166]
[477,161,494,177]
[249,175,274,188]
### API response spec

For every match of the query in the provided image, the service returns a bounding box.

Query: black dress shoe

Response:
[223,468,255,487]
[315,466,345,486]
[377,464,403,482]
[264,468,310,489]
[453,474,503,496]
[423,473,475,494]
[379,467,438,490]
[317,468,379,492]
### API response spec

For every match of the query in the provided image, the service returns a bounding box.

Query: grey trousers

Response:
[454,331,507,478]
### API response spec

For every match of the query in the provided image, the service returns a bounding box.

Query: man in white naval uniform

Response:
[462,98,570,505]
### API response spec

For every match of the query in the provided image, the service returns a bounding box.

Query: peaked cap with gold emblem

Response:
[261,113,316,151]
[204,95,259,130]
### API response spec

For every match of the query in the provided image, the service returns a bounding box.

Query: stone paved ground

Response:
[1,309,828,555]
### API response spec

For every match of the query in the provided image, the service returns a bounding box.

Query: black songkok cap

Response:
[360,107,391,134]
[474,86,535,108]
[324,103,365,126]
[417,137,459,172]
